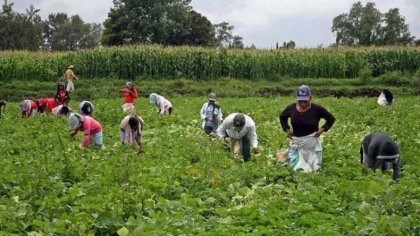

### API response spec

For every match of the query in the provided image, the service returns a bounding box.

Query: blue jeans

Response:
[93,132,103,150]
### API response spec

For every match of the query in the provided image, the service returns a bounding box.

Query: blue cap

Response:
[296,85,311,101]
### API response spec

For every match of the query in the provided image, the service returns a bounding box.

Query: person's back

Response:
[360,132,400,180]
[377,89,394,106]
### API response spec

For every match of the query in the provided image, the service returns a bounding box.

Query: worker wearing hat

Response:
[63,64,79,92]
[200,92,223,134]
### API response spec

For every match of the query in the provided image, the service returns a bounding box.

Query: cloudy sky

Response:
[11,0,420,48]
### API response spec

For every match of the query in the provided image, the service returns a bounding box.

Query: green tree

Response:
[102,0,215,46]
[230,35,244,49]
[214,22,233,47]
[42,13,69,50]
[379,8,414,45]
[45,14,101,51]
[0,1,43,50]
[166,10,215,46]
[332,1,414,46]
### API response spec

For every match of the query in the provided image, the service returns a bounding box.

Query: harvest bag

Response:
[288,133,322,172]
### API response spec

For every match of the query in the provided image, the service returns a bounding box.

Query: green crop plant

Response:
[0,96,418,235]
[1,46,419,81]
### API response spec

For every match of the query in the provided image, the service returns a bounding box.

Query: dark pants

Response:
[204,125,214,135]
[241,135,251,162]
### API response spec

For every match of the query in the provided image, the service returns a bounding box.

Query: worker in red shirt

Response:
[39,98,57,113]
[55,82,70,105]
[119,81,138,113]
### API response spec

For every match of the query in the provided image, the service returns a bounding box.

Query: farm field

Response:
[0,96,419,235]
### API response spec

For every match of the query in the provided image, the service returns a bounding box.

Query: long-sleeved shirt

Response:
[119,87,138,104]
[55,89,70,105]
[279,103,335,137]
[72,116,102,148]
[21,100,38,117]
[217,113,258,148]
[361,132,400,180]
[200,102,223,128]
[157,97,172,114]
[39,98,57,113]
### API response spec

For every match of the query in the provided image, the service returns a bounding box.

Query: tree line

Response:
[0,0,418,51]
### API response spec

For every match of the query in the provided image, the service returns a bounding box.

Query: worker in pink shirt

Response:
[69,113,103,150]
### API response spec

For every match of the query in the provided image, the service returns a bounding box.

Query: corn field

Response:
[0,45,419,81]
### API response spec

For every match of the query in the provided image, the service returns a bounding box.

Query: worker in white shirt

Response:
[216,113,259,162]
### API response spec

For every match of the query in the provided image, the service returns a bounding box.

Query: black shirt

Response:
[279,103,335,137]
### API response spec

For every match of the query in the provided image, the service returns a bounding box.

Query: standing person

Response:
[200,93,223,134]
[216,113,259,162]
[149,93,172,115]
[63,65,79,92]
[279,85,335,172]
[120,114,145,153]
[360,132,401,180]
[119,82,138,113]
[55,82,70,105]
[78,101,94,116]
[69,113,103,150]
[20,99,38,118]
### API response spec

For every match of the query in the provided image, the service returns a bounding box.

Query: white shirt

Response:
[200,102,223,128]
[216,113,258,148]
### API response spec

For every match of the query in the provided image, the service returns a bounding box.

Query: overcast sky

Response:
[11,0,420,48]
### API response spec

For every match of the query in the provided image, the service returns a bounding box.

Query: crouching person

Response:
[377,89,394,106]
[20,99,38,118]
[216,113,259,162]
[149,93,173,115]
[69,113,103,150]
[360,132,401,180]
[78,101,94,116]
[52,104,72,117]
[120,114,145,153]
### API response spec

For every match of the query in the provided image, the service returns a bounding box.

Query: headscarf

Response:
[149,93,161,105]
[69,113,83,130]
[20,100,31,112]
[78,101,94,115]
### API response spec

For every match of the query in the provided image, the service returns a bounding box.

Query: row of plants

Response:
[0,96,418,234]
[1,46,420,81]
[1,75,419,102]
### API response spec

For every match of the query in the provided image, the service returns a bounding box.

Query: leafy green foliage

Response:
[332,2,414,46]
[101,0,215,47]
[0,96,418,234]
[0,46,419,81]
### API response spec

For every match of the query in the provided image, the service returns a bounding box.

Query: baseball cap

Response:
[296,85,311,101]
